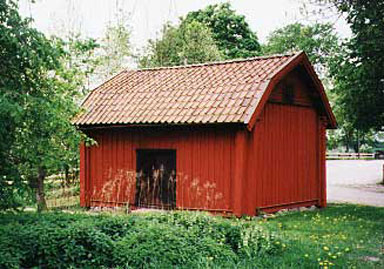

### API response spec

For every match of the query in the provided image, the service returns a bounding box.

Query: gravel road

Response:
[327,160,384,207]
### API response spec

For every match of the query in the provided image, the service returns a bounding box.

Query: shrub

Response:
[95,216,136,239]
[37,224,115,268]
[114,222,236,267]
[0,211,283,268]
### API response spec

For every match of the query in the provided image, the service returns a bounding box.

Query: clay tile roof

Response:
[73,52,315,127]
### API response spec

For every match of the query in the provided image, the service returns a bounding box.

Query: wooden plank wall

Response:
[244,103,319,215]
[242,68,322,215]
[80,126,234,212]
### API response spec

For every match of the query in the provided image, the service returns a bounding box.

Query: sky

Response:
[19,0,351,51]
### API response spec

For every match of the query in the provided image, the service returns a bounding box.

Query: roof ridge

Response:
[128,52,300,72]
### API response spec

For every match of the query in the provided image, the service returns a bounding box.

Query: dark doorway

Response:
[135,149,176,209]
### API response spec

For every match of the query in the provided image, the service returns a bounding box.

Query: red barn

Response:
[74,52,336,216]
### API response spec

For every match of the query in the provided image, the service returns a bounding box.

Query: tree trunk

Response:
[36,166,48,212]
[382,164,384,185]
[356,130,360,158]
[345,135,350,152]
[64,165,70,187]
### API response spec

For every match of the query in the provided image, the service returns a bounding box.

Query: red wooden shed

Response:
[74,52,336,216]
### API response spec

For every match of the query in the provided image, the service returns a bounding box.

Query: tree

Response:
[95,21,132,83]
[184,3,261,59]
[139,20,222,68]
[328,0,384,133]
[262,22,340,79]
[0,0,90,211]
[60,33,100,95]
[1,0,59,210]
[51,35,99,187]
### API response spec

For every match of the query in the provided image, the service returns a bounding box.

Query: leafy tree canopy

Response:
[0,0,93,211]
[1,0,60,209]
[95,22,132,82]
[263,22,340,78]
[328,0,384,132]
[139,20,222,68]
[184,3,261,59]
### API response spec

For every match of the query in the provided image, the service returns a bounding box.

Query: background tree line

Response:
[1,0,383,211]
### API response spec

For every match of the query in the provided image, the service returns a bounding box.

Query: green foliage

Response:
[1,205,383,268]
[328,0,384,132]
[114,222,235,267]
[316,0,384,151]
[0,211,283,268]
[263,22,339,78]
[57,33,100,95]
[0,215,114,268]
[96,21,132,81]
[327,120,376,152]
[139,20,222,68]
[0,0,60,209]
[184,2,261,59]
[0,0,94,211]
[139,2,262,67]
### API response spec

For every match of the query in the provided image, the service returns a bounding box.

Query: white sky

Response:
[19,0,351,51]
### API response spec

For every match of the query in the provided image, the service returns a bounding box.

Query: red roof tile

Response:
[74,52,327,127]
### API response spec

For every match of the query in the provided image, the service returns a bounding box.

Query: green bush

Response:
[0,211,283,268]
[114,222,236,267]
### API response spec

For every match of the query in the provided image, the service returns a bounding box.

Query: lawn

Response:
[0,204,382,268]
[258,204,384,268]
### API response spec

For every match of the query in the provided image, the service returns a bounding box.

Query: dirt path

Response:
[327,160,384,207]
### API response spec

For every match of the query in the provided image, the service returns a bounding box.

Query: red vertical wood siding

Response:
[232,130,248,216]
[243,103,320,215]
[79,142,86,207]
[240,69,325,215]
[81,127,234,212]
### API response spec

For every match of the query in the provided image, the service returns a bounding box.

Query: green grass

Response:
[256,203,384,268]
[0,204,382,268]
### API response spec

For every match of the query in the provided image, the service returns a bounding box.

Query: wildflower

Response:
[323,246,330,251]
[304,254,309,258]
